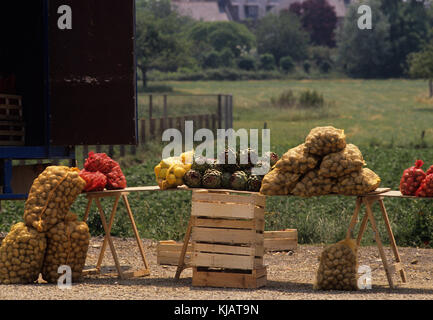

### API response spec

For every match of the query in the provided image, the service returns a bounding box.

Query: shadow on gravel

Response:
[81,276,433,296]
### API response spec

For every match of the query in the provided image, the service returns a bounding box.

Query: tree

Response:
[380,0,430,77]
[280,56,295,73]
[256,12,309,64]
[289,0,337,47]
[188,21,255,58]
[407,41,433,97]
[337,0,391,78]
[135,0,194,88]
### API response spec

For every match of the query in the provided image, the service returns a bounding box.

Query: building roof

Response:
[277,0,350,18]
[172,1,230,21]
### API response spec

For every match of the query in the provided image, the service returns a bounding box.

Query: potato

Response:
[305,126,346,156]
[333,168,381,195]
[42,213,90,283]
[319,144,366,178]
[313,239,358,291]
[23,166,86,232]
[260,168,301,196]
[0,223,46,284]
[274,144,320,174]
[292,169,337,197]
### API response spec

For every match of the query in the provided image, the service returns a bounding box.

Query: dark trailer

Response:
[0,0,137,199]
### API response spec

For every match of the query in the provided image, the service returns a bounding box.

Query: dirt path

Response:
[0,237,432,300]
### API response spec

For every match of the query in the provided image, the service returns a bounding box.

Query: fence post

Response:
[140,119,146,145]
[212,114,216,131]
[120,145,125,157]
[225,95,230,130]
[229,95,233,129]
[163,95,168,132]
[130,145,136,155]
[96,145,102,153]
[149,95,154,138]
[217,95,222,129]
[83,145,88,164]
[108,145,114,158]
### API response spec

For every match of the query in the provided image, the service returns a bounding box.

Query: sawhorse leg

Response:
[82,192,150,279]
[347,195,407,289]
[175,216,195,280]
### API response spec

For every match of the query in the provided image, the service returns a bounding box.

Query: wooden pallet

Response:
[192,266,267,289]
[264,229,298,252]
[0,94,22,121]
[0,120,25,146]
[157,240,192,266]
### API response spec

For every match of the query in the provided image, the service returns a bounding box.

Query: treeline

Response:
[135,0,433,86]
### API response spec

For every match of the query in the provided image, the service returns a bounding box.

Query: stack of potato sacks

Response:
[260,126,381,197]
[0,166,90,284]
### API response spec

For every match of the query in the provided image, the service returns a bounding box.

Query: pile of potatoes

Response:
[0,223,47,284]
[292,170,336,197]
[314,238,358,291]
[260,169,301,196]
[0,166,89,285]
[23,166,87,233]
[275,144,319,174]
[42,212,90,283]
[260,126,381,197]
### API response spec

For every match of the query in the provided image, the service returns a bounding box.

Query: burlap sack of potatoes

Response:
[292,169,337,197]
[23,166,86,233]
[333,168,381,196]
[319,144,366,178]
[0,222,47,284]
[305,126,346,156]
[42,212,90,283]
[314,238,358,291]
[274,144,320,174]
[260,168,301,196]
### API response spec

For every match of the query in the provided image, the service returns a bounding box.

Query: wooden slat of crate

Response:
[191,201,255,219]
[0,121,25,146]
[0,94,23,120]
[192,192,266,207]
[192,266,267,289]
[192,227,262,245]
[194,217,265,231]
[264,229,298,252]
[194,242,264,257]
[157,240,192,266]
[192,252,261,270]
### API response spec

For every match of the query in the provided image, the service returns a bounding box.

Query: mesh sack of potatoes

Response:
[318,144,366,178]
[23,166,87,233]
[292,169,337,197]
[260,168,301,196]
[0,222,47,284]
[333,168,381,196]
[305,126,346,156]
[314,238,358,291]
[42,212,90,283]
[274,144,320,174]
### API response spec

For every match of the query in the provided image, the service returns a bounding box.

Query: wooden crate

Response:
[0,94,23,121]
[264,229,298,252]
[0,120,25,146]
[192,266,267,289]
[157,240,192,266]
[190,191,267,288]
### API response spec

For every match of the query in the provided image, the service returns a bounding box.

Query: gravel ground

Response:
[0,237,432,300]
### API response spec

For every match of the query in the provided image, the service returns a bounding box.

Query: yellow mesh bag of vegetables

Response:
[274,144,320,174]
[333,168,381,195]
[305,126,346,156]
[23,166,86,233]
[259,168,301,196]
[314,238,358,291]
[292,169,337,197]
[155,154,193,190]
[0,222,47,284]
[42,212,90,283]
[319,144,366,178]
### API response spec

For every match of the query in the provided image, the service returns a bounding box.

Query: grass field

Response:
[2,79,433,248]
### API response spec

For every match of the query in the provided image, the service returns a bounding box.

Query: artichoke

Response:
[238,148,258,169]
[217,148,240,173]
[221,172,232,189]
[247,175,263,192]
[184,170,202,188]
[230,171,248,191]
[202,169,222,189]
[192,155,212,173]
